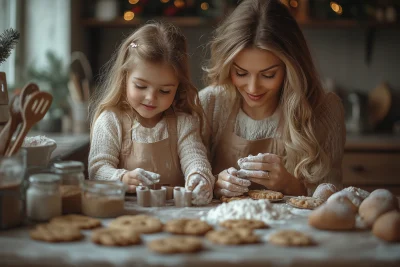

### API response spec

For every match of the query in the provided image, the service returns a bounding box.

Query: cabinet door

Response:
[342,153,400,195]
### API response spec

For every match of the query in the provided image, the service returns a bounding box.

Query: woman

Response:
[200,0,345,198]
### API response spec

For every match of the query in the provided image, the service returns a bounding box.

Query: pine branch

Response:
[0,28,20,66]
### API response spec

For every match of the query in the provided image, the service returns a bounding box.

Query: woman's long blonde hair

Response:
[205,0,329,183]
[90,22,204,135]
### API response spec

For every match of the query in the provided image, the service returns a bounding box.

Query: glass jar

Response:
[52,161,84,214]
[26,174,61,221]
[81,180,126,218]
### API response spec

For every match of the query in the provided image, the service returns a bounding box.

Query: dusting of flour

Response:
[201,199,293,225]
[23,136,56,147]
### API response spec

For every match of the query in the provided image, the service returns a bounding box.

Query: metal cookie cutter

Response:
[173,187,192,207]
[150,184,166,207]
[161,185,174,200]
[136,186,151,207]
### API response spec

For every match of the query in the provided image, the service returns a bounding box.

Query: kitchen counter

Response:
[1,198,399,267]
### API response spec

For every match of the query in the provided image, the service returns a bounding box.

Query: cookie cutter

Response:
[161,185,174,200]
[150,186,167,207]
[173,187,192,207]
[136,186,151,207]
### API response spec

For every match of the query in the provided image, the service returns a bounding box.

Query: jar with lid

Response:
[52,161,84,214]
[26,174,61,221]
[81,180,126,218]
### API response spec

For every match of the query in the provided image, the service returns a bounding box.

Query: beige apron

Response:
[213,99,285,190]
[118,108,184,187]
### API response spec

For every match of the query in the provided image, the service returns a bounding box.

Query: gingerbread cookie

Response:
[206,228,259,245]
[164,219,213,236]
[50,214,101,229]
[220,219,268,230]
[248,190,283,200]
[147,236,203,254]
[108,215,163,234]
[287,196,323,210]
[91,228,141,246]
[221,195,251,203]
[30,223,83,243]
[268,230,314,246]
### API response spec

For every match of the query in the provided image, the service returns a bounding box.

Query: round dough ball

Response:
[359,189,398,227]
[372,211,400,242]
[343,186,370,200]
[308,202,356,231]
[313,183,337,201]
[327,190,362,213]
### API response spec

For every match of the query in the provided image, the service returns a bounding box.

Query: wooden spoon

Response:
[0,95,19,155]
[7,91,53,156]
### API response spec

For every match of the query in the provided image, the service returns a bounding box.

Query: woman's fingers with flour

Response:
[131,168,160,186]
[187,174,212,205]
[215,168,251,197]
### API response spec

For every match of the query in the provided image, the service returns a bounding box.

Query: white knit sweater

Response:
[88,109,215,186]
[199,86,346,194]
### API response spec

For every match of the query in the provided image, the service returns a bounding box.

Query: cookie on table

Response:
[248,190,283,200]
[206,228,259,245]
[108,215,163,234]
[30,223,83,243]
[164,219,213,236]
[221,195,251,203]
[147,236,203,254]
[91,228,141,246]
[220,219,268,230]
[50,214,101,229]
[268,230,314,246]
[287,196,323,210]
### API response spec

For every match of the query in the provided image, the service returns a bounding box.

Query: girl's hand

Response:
[237,153,291,191]
[122,168,160,193]
[186,174,212,206]
[214,167,251,198]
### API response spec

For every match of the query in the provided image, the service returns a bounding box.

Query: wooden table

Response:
[1,198,399,267]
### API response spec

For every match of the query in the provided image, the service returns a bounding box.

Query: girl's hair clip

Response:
[130,42,138,48]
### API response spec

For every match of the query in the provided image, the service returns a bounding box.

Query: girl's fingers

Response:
[240,162,272,171]
[237,169,269,179]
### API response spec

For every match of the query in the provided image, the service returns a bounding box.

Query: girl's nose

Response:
[145,89,157,101]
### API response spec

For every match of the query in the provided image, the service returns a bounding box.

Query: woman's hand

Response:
[214,167,251,198]
[122,168,160,193]
[237,153,305,195]
[186,174,212,206]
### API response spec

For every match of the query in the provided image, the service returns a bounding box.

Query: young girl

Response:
[200,0,345,198]
[89,22,213,205]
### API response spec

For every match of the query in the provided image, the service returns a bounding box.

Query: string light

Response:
[330,1,343,15]
[289,0,298,8]
[124,11,135,21]
[174,0,185,8]
[160,0,170,3]
[129,0,139,4]
[200,2,209,10]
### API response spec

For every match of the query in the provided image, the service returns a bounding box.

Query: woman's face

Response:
[230,47,285,112]
[126,60,179,126]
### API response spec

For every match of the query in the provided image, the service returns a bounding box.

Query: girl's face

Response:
[126,60,179,126]
[230,47,285,115]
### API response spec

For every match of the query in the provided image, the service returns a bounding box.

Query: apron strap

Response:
[165,107,180,178]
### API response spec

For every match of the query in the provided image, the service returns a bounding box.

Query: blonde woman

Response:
[200,0,345,198]
[89,22,214,205]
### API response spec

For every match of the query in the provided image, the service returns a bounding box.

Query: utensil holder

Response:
[174,187,192,207]
[136,186,151,207]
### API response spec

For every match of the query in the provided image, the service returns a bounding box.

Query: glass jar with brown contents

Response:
[81,180,125,218]
[52,161,84,214]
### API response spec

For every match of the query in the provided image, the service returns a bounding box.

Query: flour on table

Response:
[201,199,293,225]
[23,136,56,147]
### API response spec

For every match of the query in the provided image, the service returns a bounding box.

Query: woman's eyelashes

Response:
[134,83,147,89]
[234,70,276,79]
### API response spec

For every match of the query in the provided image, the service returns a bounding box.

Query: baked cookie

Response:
[206,228,259,245]
[91,228,141,246]
[50,214,101,229]
[287,196,323,210]
[164,219,213,236]
[221,195,251,203]
[220,219,268,230]
[108,215,163,234]
[268,230,314,246]
[30,223,83,242]
[147,236,203,254]
[248,190,284,200]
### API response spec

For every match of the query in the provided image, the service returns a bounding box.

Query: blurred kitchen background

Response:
[1,0,400,194]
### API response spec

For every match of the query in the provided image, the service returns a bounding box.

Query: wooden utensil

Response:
[0,95,19,156]
[7,91,53,156]
[0,83,40,155]
[0,72,9,131]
